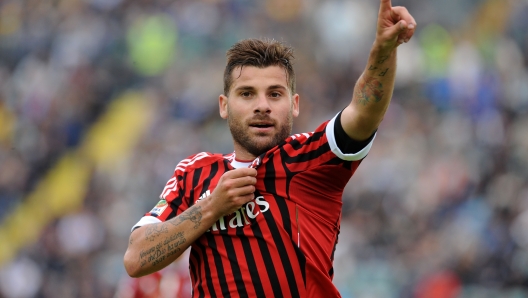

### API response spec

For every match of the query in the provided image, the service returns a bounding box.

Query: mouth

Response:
[250,123,274,128]
[249,122,274,133]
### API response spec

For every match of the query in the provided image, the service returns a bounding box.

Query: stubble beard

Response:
[228,110,293,158]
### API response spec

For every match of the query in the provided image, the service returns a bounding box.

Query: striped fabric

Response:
[140,117,370,298]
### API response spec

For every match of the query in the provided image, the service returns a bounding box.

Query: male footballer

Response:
[124,0,416,296]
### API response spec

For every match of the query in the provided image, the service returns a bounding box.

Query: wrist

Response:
[371,40,397,57]
[367,42,397,66]
[197,195,223,222]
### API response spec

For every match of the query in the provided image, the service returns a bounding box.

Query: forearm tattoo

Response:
[144,223,169,241]
[355,76,384,106]
[138,205,202,268]
[378,68,389,76]
[139,231,186,268]
[377,55,389,64]
[168,205,203,230]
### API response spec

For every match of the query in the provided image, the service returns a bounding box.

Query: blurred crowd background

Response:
[1,0,528,297]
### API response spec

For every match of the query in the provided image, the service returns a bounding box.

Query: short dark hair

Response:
[223,38,295,95]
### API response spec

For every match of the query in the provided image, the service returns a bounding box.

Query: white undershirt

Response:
[230,159,252,169]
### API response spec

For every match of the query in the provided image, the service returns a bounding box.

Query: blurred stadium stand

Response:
[0,0,527,297]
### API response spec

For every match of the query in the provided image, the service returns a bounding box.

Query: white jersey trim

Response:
[326,113,376,161]
[131,216,162,232]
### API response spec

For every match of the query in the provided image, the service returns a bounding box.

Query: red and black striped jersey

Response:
[132,113,375,298]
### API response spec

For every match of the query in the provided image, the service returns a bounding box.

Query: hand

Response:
[208,168,257,216]
[375,0,417,50]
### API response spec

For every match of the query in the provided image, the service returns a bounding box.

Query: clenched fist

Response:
[208,167,258,217]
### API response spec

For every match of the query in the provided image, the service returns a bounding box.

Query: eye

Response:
[241,91,252,97]
[270,92,281,98]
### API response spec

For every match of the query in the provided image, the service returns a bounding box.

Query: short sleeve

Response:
[325,113,376,161]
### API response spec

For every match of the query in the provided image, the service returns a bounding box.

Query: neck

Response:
[233,146,257,161]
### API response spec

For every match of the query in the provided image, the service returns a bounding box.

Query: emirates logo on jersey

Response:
[196,190,270,232]
[210,196,269,232]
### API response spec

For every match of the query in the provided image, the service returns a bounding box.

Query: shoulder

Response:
[173,152,225,174]
[283,120,330,146]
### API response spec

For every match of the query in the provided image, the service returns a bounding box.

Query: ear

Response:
[292,93,300,118]
[219,94,228,119]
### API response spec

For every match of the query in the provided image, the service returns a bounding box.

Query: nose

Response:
[254,94,271,115]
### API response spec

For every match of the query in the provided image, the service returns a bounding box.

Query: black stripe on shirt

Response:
[190,168,217,297]
[202,162,230,297]
[279,148,307,286]
[322,156,356,171]
[263,156,300,298]
[284,143,330,164]
[236,227,265,297]
[260,204,300,298]
[190,248,205,298]
[201,162,219,198]
[222,234,249,298]
[289,130,325,151]
[166,173,188,220]
[207,235,231,298]
[189,168,203,207]
[196,240,218,298]
[250,195,283,298]
[267,152,293,239]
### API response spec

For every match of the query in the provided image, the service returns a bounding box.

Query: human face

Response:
[219,65,300,160]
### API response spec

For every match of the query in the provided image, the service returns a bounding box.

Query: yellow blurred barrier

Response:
[0,90,153,265]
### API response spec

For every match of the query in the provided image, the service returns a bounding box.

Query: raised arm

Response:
[124,167,257,277]
[341,0,416,141]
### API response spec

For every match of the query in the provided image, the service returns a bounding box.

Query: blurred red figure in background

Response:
[115,253,191,298]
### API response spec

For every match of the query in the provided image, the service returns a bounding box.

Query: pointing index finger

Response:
[380,0,392,12]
